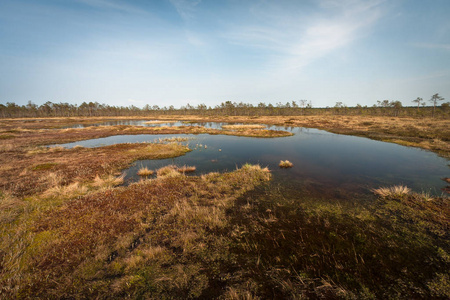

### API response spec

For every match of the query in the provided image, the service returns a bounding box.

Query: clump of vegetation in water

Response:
[372,185,411,198]
[137,167,154,177]
[279,160,293,168]
[177,165,196,173]
[156,165,181,178]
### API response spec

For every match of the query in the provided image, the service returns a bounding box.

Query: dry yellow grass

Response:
[279,160,293,168]
[42,181,89,199]
[156,165,181,178]
[0,164,271,298]
[372,185,411,198]
[137,167,154,176]
[177,165,196,173]
[92,174,124,188]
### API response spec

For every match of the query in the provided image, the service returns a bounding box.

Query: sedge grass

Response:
[372,185,411,198]
[0,165,271,298]
[279,160,293,168]
[177,165,196,173]
[156,165,181,178]
[137,167,154,177]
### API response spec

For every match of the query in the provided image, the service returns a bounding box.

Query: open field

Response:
[0,117,449,298]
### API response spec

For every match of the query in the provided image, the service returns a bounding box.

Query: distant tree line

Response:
[1,94,448,118]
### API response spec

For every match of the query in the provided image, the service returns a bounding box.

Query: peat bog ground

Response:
[0,116,449,299]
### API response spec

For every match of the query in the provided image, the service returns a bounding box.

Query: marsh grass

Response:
[42,181,89,199]
[155,136,189,143]
[0,165,271,298]
[137,167,154,177]
[31,163,58,171]
[1,142,190,197]
[0,191,26,224]
[222,183,450,299]
[92,174,124,188]
[156,165,181,178]
[372,185,411,198]
[0,117,448,298]
[177,165,196,173]
[222,124,266,130]
[0,142,14,152]
[0,134,15,140]
[279,160,293,168]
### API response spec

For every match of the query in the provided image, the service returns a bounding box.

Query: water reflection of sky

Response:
[56,124,449,197]
[65,120,256,129]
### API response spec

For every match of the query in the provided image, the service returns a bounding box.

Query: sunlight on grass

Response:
[372,185,410,198]
[177,165,196,173]
[137,167,154,177]
[156,165,182,178]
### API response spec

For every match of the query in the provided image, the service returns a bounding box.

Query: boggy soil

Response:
[0,117,449,299]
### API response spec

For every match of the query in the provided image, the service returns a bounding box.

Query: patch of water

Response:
[56,125,449,197]
[65,120,265,130]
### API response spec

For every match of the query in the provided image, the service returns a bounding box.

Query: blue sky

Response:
[0,0,449,108]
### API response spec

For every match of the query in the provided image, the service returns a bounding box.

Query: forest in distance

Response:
[1,93,448,118]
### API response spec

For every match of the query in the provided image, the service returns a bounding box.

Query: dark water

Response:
[56,125,449,197]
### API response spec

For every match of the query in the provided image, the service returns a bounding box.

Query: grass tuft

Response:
[156,165,181,178]
[137,167,154,177]
[93,174,124,188]
[279,160,293,168]
[177,165,196,173]
[372,185,411,198]
[43,181,89,199]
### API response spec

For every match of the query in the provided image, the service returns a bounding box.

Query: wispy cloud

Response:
[169,0,201,21]
[226,0,387,72]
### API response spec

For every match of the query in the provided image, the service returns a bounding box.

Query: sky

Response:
[0,0,449,108]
